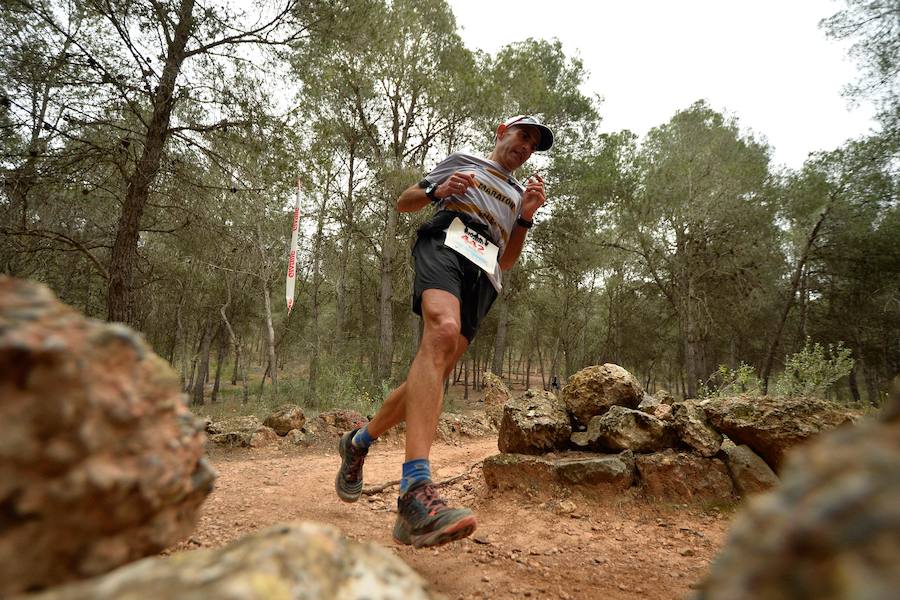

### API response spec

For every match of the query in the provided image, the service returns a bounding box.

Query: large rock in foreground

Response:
[498,389,571,454]
[0,278,215,596]
[700,396,855,470]
[30,522,435,600]
[561,364,644,426]
[699,390,900,599]
[635,450,735,503]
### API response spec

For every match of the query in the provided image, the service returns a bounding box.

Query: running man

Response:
[336,115,554,548]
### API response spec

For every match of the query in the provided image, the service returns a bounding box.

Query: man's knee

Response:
[423,317,461,358]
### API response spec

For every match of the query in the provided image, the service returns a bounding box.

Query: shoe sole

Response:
[335,432,363,503]
[393,514,477,549]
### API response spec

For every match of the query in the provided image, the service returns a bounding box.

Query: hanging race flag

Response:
[285,178,301,314]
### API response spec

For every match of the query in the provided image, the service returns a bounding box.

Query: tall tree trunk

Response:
[240,338,250,404]
[211,332,227,403]
[761,194,837,392]
[307,186,329,405]
[335,142,357,350]
[377,196,399,382]
[256,223,278,399]
[107,0,195,324]
[191,319,214,406]
[491,297,508,376]
[262,285,277,398]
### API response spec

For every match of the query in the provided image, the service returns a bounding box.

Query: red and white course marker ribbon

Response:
[285,178,301,314]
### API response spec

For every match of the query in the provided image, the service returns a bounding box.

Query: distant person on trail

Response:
[550,375,560,393]
[335,115,554,548]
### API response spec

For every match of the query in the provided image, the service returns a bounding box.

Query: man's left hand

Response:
[521,174,546,220]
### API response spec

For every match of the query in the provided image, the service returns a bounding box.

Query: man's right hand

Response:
[437,172,477,198]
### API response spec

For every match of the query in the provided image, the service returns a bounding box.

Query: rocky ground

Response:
[171,434,734,600]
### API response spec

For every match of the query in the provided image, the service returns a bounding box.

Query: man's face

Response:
[493,124,541,171]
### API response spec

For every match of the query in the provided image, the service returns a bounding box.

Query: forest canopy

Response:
[2,0,897,407]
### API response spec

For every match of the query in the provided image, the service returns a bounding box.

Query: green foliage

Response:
[773,339,855,398]
[303,354,382,416]
[698,363,763,398]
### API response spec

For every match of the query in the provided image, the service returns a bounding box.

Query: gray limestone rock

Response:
[700,396,855,470]
[483,451,634,493]
[263,404,306,436]
[579,406,675,453]
[671,401,723,457]
[498,389,572,454]
[719,441,779,496]
[561,363,644,427]
[635,450,735,503]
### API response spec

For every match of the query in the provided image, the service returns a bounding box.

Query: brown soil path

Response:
[179,437,732,600]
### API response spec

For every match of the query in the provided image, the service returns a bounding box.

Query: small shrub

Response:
[698,362,763,398]
[773,339,854,398]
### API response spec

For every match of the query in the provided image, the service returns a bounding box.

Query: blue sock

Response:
[400,459,431,494]
[351,425,375,449]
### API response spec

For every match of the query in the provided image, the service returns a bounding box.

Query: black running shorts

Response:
[411,229,498,343]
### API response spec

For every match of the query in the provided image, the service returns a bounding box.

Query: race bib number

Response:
[443,217,499,276]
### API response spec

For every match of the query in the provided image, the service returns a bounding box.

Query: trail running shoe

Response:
[335,428,368,502]
[392,481,477,548]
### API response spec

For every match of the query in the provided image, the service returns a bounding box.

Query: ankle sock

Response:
[400,459,431,494]
[351,425,375,449]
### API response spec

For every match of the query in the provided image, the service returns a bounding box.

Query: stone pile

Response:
[0,278,214,596]
[485,363,855,504]
[206,404,312,448]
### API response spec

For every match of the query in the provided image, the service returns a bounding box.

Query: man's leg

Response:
[389,289,477,547]
[336,290,468,502]
[366,328,468,438]
[396,289,464,460]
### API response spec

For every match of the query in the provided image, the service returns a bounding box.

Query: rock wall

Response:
[489,363,856,504]
[0,278,214,595]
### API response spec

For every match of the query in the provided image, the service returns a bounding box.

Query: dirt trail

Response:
[179,437,732,600]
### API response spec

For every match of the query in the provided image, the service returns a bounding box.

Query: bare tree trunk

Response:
[491,297,508,376]
[240,338,250,404]
[526,351,531,389]
[256,223,278,399]
[107,0,194,324]
[761,195,837,392]
[192,319,215,406]
[463,356,469,401]
[377,199,399,382]
[335,142,358,350]
[263,285,277,398]
[211,333,227,403]
[307,185,329,405]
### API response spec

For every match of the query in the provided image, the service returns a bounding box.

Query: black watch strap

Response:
[425,182,440,203]
[516,216,534,229]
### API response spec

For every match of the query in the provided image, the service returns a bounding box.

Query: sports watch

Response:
[424,182,440,204]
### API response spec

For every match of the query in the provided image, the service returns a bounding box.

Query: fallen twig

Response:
[361,459,484,496]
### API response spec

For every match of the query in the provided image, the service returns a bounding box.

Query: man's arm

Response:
[396,184,431,213]
[396,172,477,213]
[499,174,545,271]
